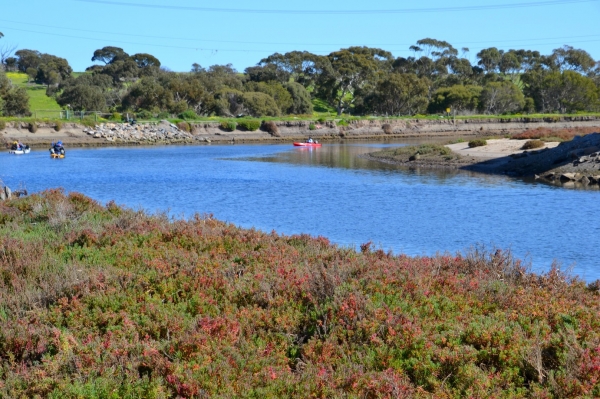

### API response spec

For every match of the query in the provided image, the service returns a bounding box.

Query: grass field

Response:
[6,72,62,114]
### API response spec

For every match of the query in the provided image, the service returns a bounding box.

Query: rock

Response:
[581,176,590,185]
[4,186,11,199]
[0,188,5,201]
[560,173,576,181]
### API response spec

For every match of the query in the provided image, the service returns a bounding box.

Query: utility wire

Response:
[74,0,599,14]
[4,25,600,56]
[2,18,600,48]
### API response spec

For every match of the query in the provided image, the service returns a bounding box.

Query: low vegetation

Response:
[468,139,487,148]
[521,139,545,150]
[371,144,463,163]
[511,126,600,142]
[0,190,599,397]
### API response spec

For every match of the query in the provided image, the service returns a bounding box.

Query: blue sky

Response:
[1,0,600,73]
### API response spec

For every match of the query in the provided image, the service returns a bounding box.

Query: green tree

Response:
[549,45,596,73]
[535,70,598,113]
[2,87,31,116]
[316,46,393,115]
[35,54,72,86]
[244,81,292,114]
[284,82,313,114]
[91,46,129,65]
[241,92,280,117]
[14,49,41,72]
[258,51,326,89]
[476,47,503,74]
[57,85,106,111]
[428,84,482,114]
[366,72,429,116]
[121,77,171,112]
[479,81,525,114]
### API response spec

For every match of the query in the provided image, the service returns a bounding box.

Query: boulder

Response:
[560,173,576,182]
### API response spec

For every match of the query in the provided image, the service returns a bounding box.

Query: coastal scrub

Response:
[0,190,599,397]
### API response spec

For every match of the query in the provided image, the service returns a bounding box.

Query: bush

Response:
[0,120,5,130]
[309,123,316,131]
[468,139,487,148]
[338,119,349,126]
[28,122,37,133]
[110,112,122,121]
[521,139,545,150]
[136,110,154,120]
[157,111,170,119]
[54,121,62,132]
[220,121,237,131]
[176,121,191,132]
[317,117,326,123]
[237,120,260,131]
[262,121,279,136]
[382,123,393,134]
[179,110,198,120]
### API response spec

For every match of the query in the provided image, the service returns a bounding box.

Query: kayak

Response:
[9,147,31,155]
[293,142,322,147]
[51,153,65,159]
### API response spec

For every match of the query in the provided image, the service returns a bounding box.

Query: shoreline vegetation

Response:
[0,190,599,397]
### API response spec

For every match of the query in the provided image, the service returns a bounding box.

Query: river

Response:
[2,141,599,281]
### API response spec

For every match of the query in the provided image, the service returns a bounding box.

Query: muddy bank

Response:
[2,116,600,148]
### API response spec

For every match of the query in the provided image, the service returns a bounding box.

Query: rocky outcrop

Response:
[82,120,197,143]
[0,185,27,201]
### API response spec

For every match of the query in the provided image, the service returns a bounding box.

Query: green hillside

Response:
[6,72,61,114]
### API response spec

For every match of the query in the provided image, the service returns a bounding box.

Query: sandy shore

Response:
[445,138,560,159]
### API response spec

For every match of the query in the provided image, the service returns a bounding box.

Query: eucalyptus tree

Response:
[476,47,503,74]
[533,70,598,113]
[549,45,596,74]
[479,81,525,114]
[315,46,393,115]
[258,51,327,90]
[428,84,482,114]
[365,72,430,116]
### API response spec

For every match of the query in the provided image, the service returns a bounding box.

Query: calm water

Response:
[2,142,599,281]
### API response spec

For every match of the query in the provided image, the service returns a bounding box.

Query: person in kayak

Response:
[307,137,314,143]
[50,141,65,156]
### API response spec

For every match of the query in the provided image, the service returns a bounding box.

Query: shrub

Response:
[136,110,154,120]
[317,117,326,123]
[179,110,198,120]
[237,120,260,131]
[0,120,5,130]
[521,139,545,150]
[220,121,237,131]
[338,119,349,126]
[176,121,191,132]
[382,123,393,134]
[157,111,170,119]
[110,112,122,121]
[468,139,487,148]
[262,121,279,136]
[54,121,62,132]
[309,123,316,131]
[28,122,37,133]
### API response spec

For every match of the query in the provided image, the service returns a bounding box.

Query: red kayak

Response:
[293,142,322,147]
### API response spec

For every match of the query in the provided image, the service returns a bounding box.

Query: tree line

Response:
[1,36,599,118]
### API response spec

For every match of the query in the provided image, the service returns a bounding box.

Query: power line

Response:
[2,18,600,48]
[74,0,599,14]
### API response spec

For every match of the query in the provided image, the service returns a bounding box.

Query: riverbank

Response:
[364,133,600,187]
[2,116,600,148]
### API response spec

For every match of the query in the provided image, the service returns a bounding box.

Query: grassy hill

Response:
[6,72,61,116]
[0,189,599,397]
